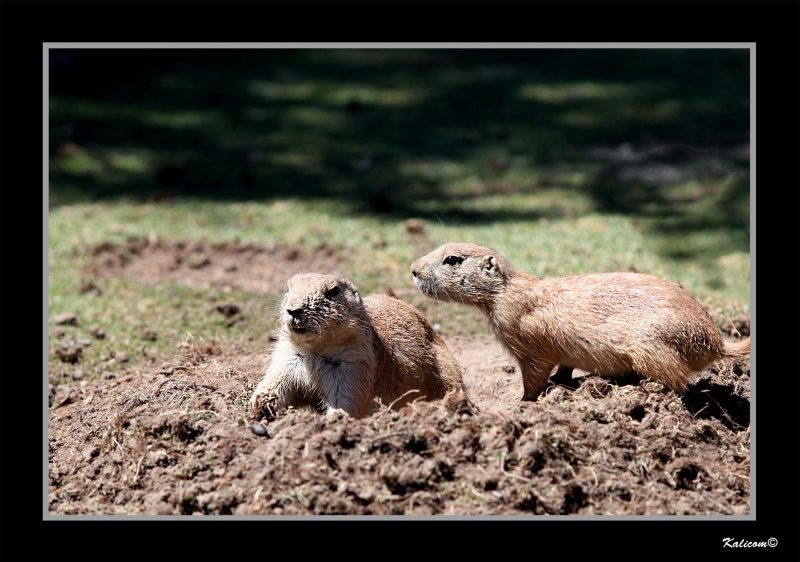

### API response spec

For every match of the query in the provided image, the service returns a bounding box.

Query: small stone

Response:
[89,326,106,339]
[101,371,116,380]
[115,352,129,363]
[250,423,267,437]
[79,380,89,388]
[433,323,442,332]
[78,339,93,348]
[55,313,77,326]
[72,370,84,380]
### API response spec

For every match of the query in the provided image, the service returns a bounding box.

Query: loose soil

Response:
[48,242,751,516]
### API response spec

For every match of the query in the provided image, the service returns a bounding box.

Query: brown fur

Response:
[250,273,465,418]
[411,242,750,399]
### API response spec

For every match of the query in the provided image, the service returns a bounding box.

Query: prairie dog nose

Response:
[287,307,304,319]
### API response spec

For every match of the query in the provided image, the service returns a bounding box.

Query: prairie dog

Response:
[250,273,465,419]
[411,242,750,399]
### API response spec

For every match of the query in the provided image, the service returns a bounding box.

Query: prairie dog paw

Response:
[250,389,280,421]
[326,407,347,417]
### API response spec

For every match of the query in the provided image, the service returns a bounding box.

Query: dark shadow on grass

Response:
[49,48,750,243]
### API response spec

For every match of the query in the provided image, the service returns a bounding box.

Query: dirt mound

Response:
[48,334,750,515]
[87,239,342,295]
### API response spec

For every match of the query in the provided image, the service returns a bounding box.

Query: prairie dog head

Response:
[279,273,367,346]
[411,242,512,306]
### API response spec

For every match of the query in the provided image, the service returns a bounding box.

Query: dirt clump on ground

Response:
[48,333,750,516]
[87,239,342,295]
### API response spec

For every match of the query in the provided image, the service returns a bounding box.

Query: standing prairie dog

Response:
[411,242,750,400]
[250,273,465,419]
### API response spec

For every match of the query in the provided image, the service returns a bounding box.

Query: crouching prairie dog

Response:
[250,273,465,419]
[411,242,751,400]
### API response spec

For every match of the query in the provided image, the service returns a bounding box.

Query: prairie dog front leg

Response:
[250,342,320,415]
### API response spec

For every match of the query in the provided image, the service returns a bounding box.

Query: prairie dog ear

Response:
[479,254,500,274]
[341,278,363,304]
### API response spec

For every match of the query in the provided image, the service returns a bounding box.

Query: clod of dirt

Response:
[115,352,130,363]
[141,327,158,341]
[78,279,102,296]
[55,313,78,326]
[77,339,92,348]
[195,342,222,358]
[215,303,241,318]
[54,343,82,363]
[403,218,426,234]
[185,252,211,269]
[88,326,106,339]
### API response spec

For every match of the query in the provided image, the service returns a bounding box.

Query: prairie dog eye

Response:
[325,286,341,299]
[443,256,464,266]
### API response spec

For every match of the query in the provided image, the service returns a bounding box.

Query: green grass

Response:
[48,195,750,378]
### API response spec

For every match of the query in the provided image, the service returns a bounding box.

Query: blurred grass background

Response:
[48,48,750,385]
